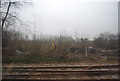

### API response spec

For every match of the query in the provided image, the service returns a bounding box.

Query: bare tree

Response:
[1,0,32,30]
[1,0,32,47]
[93,32,118,50]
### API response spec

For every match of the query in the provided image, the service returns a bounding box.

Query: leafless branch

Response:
[1,12,22,28]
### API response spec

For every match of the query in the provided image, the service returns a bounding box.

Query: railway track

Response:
[2,64,119,80]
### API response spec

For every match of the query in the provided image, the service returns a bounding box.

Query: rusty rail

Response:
[2,64,119,80]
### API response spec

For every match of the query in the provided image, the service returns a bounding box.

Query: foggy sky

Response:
[18,0,118,39]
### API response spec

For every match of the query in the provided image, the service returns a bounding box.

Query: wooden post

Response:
[85,47,88,57]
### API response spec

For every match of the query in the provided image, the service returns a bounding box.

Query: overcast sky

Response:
[18,0,118,39]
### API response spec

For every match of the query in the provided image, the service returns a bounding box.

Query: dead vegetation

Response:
[2,30,119,64]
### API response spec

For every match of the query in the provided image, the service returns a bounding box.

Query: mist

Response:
[17,0,118,39]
